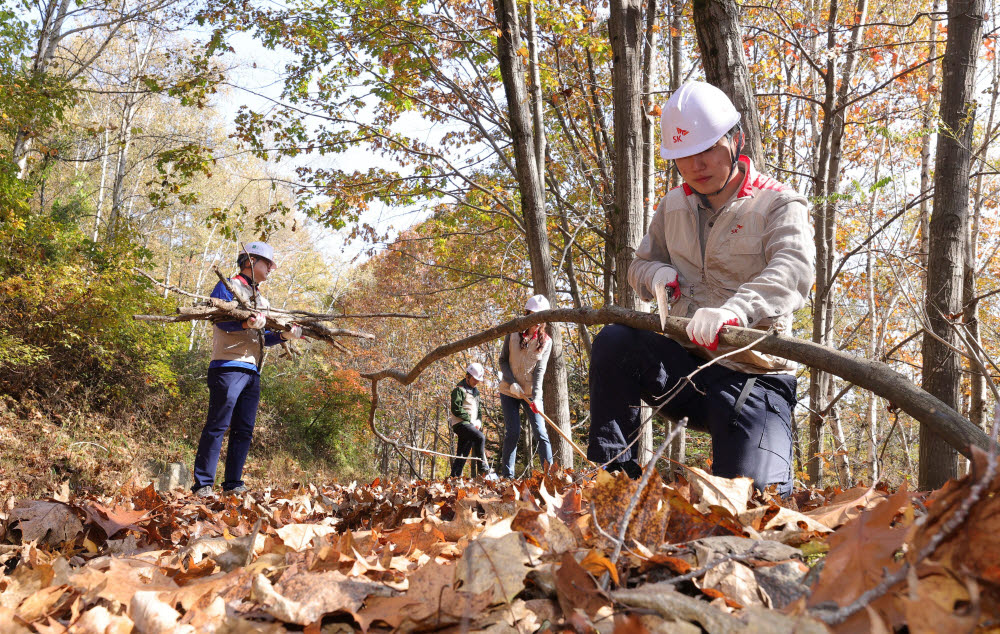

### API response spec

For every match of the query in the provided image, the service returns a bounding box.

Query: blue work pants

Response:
[588,324,796,495]
[192,367,261,491]
[499,394,553,477]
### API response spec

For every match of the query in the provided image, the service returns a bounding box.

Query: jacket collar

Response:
[235,272,259,289]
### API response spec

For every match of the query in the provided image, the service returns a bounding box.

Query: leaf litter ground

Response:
[2,454,1000,633]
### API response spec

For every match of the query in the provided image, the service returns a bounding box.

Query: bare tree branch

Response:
[361,306,996,458]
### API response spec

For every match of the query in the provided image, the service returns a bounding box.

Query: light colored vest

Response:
[211,277,270,368]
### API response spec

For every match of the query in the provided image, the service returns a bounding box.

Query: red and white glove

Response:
[245,312,266,329]
[281,324,303,340]
[686,307,741,351]
[652,266,681,302]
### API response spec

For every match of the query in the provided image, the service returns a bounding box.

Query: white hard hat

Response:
[659,81,741,160]
[244,241,275,263]
[466,362,485,381]
[524,294,550,312]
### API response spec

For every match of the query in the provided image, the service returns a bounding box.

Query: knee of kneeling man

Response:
[593,323,636,353]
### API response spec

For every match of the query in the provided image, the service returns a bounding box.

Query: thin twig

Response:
[133,268,211,301]
[244,518,262,567]
[364,379,494,469]
[589,501,646,561]
[609,419,688,567]
[68,441,109,453]
[596,419,689,591]
[665,552,756,585]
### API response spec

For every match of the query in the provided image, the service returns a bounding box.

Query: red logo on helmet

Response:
[672,127,689,144]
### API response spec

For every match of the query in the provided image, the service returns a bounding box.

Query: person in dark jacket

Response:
[449,362,494,478]
[191,241,303,497]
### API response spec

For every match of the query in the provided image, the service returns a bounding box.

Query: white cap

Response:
[525,294,550,312]
[466,362,485,381]
[659,81,741,160]
[244,241,275,263]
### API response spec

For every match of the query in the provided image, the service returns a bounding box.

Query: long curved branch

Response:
[361,306,996,458]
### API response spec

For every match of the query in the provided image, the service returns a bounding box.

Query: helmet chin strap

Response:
[694,129,745,209]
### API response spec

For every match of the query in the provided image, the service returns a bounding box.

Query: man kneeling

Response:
[587,82,814,496]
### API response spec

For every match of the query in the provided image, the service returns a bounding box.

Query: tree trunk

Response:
[918,0,941,273]
[806,0,867,486]
[526,0,545,180]
[609,0,648,309]
[494,0,573,467]
[640,0,658,230]
[965,63,999,437]
[431,406,440,480]
[690,0,765,163]
[555,202,593,357]
[94,128,110,242]
[610,0,653,464]
[667,0,683,190]
[865,248,879,483]
[163,214,176,299]
[920,0,985,490]
[14,0,73,176]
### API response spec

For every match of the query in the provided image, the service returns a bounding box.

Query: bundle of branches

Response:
[132,267,378,350]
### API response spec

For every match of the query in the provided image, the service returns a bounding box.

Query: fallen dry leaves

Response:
[1,461,998,632]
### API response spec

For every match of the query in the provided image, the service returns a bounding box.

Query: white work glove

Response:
[471,418,483,430]
[281,324,303,340]
[653,266,681,330]
[245,312,266,329]
[652,266,681,302]
[685,307,742,351]
[509,383,525,399]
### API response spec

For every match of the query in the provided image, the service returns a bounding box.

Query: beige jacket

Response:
[498,332,552,405]
[628,156,815,374]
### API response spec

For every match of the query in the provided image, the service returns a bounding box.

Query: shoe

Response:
[607,460,642,480]
[223,485,248,494]
[193,485,213,498]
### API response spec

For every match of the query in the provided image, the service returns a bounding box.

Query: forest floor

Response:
[1,402,999,632]
[0,396,341,502]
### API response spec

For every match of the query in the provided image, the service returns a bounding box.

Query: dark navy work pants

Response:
[192,367,261,491]
[588,324,796,495]
[451,423,488,477]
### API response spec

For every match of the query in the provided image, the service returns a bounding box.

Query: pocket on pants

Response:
[758,393,792,467]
